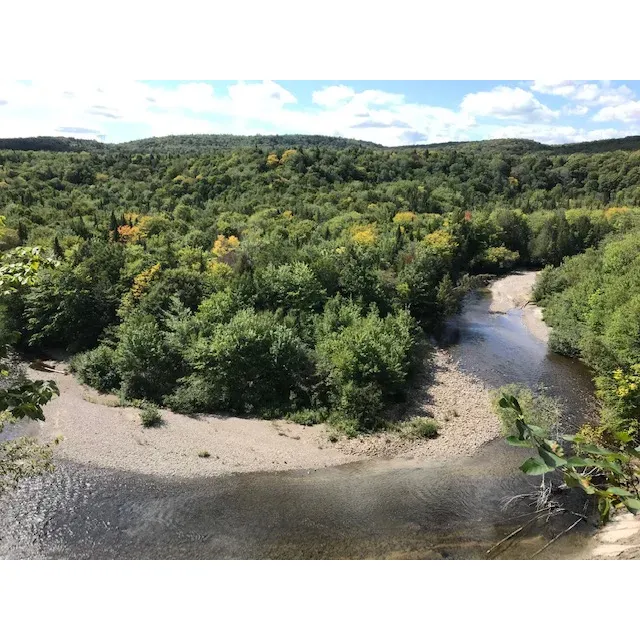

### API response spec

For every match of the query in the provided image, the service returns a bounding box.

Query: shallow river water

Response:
[0,285,598,559]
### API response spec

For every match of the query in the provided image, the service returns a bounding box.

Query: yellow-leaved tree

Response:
[423,228,458,259]
[118,263,162,317]
[280,149,298,164]
[393,211,417,226]
[350,224,377,246]
[212,234,240,257]
[266,153,280,168]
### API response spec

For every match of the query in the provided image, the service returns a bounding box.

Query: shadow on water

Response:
[0,449,595,560]
[0,286,599,560]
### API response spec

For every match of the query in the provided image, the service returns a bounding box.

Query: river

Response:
[0,274,598,559]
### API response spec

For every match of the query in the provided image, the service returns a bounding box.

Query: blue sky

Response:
[2,80,640,146]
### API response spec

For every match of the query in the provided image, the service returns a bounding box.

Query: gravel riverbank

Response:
[24,271,544,479]
[27,346,502,477]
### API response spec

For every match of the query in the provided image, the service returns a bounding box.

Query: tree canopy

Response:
[1,135,640,434]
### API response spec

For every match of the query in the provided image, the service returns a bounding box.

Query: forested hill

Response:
[3,133,640,156]
[0,134,381,154]
[117,134,382,153]
[396,136,640,155]
[0,136,108,153]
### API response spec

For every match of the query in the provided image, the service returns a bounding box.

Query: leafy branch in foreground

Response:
[0,371,60,491]
[0,245,59,296]
[1,240,60,491]
[501,393,640,524]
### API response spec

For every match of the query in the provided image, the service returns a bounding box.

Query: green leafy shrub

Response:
[168,309,313,416]
[397,417,439,439]
[71,345,121,393]
[195,290,241,330]
[535,231,640,442]
[257,262,326,312]
[501,392,640,524]
[286,408,328,426]
[315,303,416,431]
[22,243,125,352]
[115,313,183,402]
[140,404,162,428]
[475,246,520,273]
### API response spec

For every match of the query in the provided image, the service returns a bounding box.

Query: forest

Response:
[0,134,639,441]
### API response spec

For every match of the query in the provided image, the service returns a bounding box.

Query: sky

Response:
[2,80,640,147]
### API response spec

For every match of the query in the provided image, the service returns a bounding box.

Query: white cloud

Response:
[563,104,589,116]
[227,80,297,115]
[593,101,640,123]
[531,80,579,97]
[0,80,301,142]
[531,79,634,107]
[0,113,106,140]
[461,86,559,122]
[303,89,474,145]
[350,89,405,108]
[150,82,217,112]
[0,80,637,147]
[312,85,355,108]
[572,83,633,106]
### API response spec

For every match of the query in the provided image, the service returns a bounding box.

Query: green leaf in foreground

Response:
[520,457,553,475]
[606,487,634,497]
[538,447,567,469]
[505,436,532,447]
[566,456,596,467]
[623,498,640,513]
[579,443,615,456]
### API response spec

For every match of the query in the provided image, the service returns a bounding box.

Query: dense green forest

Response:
[1,134,639,437]
[534,227,640,443]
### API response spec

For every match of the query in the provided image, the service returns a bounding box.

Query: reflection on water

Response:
[0,287,598,560]
[445,289,596,429]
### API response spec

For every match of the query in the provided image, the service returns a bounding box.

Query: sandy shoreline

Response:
[488,271,550,343]
[27,346,504,479]
[574,511,640,559]
[26,366,355,478]
[24,271,544,480]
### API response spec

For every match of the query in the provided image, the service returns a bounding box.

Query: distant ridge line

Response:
[1,133,640,155]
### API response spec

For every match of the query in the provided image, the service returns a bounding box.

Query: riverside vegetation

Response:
[0,134,639,516]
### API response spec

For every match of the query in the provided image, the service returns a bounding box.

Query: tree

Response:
[115,312,183,402]
[109,212,120,242]
[17,221,28,244]
[53,236,63,259]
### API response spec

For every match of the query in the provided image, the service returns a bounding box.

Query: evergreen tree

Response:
[53,236,63,258]
[17,221,28,244]
[109,212,120,242]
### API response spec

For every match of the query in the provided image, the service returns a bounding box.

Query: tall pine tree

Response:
[17,221,28,244]
[53,236,63,259]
